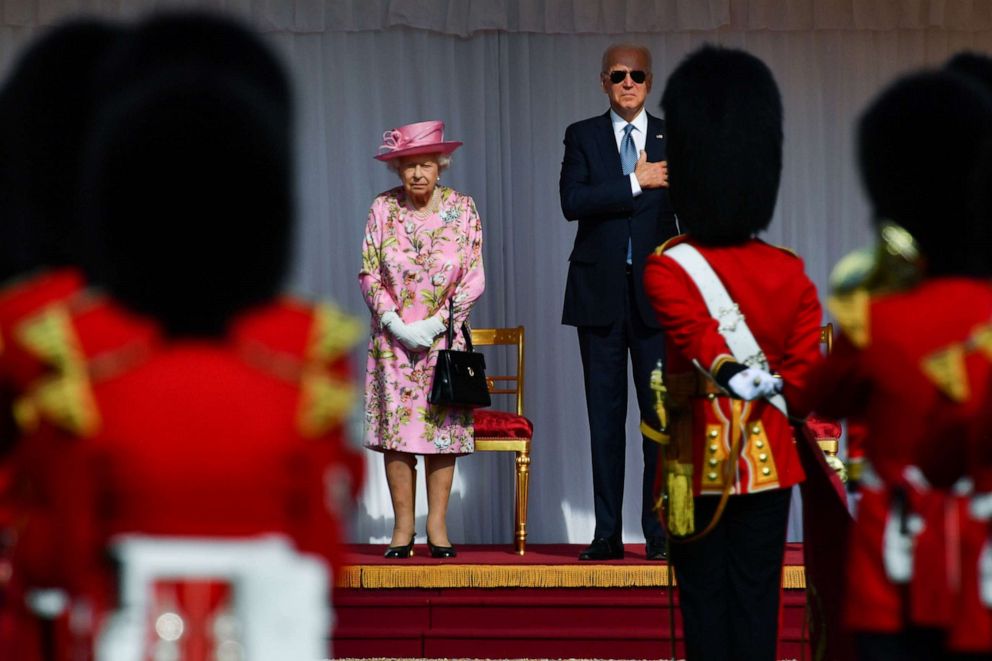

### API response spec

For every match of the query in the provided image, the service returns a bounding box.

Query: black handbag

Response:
[428,300,491,409]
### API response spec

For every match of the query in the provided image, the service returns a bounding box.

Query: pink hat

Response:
[374,120,463,161]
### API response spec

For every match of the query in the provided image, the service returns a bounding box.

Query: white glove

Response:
[381,310,431,352]
[406,315,446,348]
[727,367,782,401]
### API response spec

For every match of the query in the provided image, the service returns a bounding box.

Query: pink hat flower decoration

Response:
[374,120,462,161]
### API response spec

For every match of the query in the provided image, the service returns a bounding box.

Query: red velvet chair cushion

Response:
[805,414,842,440]
[475,409,534,439]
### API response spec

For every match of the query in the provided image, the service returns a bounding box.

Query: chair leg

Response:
[514,447,530,555]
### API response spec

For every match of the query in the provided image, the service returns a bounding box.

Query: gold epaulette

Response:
[14,304,85,373]
[16,372,100,437]
[652,233,687,256]
[921,343,970,403]
[305,302,363,364]
[973,324,992,361]
[12,303,100,436]
[919,322,992,403]
[297,371,356,438]
[297,302,363,437]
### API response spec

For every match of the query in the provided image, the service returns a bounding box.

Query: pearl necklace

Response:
[406,187,440,219]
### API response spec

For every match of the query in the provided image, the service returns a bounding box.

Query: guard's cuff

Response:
[713,360,747,391]
[710,354,736,377]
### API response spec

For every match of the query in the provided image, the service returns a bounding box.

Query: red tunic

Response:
[0,268,86,659]
[644,235,821,497]
[925,381,992,653]
[8,294,362,660]
[946,495,992,653]
[810,277,992,638]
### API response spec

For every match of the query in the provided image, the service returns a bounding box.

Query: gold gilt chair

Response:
[820,322,834,354]
[470,326,533,555]
[813,323,840,457]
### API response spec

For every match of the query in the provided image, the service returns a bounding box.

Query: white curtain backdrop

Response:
[2,1,992,545]
[5,1,992,33]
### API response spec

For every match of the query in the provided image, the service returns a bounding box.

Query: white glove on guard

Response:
[727,366,782,401]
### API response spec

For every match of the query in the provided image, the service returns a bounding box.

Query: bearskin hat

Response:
[81,11,293,337]
[857,70,992,277]
[946,51,992,96]
[660,45,783,245]
[91,10,291,124]
[0,18,123,282]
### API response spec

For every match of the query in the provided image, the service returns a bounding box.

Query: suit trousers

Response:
[669,488,792,661]
[576,269,665,542]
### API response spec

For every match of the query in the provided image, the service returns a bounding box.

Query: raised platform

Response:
[334,543,808,659]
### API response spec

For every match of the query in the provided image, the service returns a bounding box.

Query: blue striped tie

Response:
[621,124,636,264]
[621,124,637,175]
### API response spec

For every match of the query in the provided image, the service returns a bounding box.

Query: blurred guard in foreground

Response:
[643,45,822,660]
[0,18,124,659]
[7,12,361,661]
[810,70,992,660]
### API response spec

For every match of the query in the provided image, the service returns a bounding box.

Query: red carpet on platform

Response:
[334,543,808,659]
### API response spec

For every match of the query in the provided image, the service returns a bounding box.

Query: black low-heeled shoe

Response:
[427,538,457,558]
[383,537,415,558]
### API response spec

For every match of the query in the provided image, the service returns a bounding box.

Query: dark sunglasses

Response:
[608,69,647,85]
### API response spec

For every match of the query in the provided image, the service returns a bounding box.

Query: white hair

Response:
[601,43,653,73]
[385,152,452,174]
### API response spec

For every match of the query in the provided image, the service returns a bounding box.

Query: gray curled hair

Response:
[384,153,451,174]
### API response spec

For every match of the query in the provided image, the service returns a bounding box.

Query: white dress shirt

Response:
[610,108,647,198]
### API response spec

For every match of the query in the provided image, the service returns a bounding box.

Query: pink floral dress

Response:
[359,186,485,454]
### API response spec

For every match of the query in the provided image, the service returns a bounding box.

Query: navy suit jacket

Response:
[559,110,678,328]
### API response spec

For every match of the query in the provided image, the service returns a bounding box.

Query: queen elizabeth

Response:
[358,120,485,559]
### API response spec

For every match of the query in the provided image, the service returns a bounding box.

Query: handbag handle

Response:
[445,298,474,351]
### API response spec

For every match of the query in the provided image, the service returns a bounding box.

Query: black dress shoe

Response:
[384,537,415,558]
[427,538,457,558]
[645,537,668,561]
[578,537,624,561]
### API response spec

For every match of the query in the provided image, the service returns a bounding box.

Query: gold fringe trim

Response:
[782,565,806,589]
[336,564,807,590]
